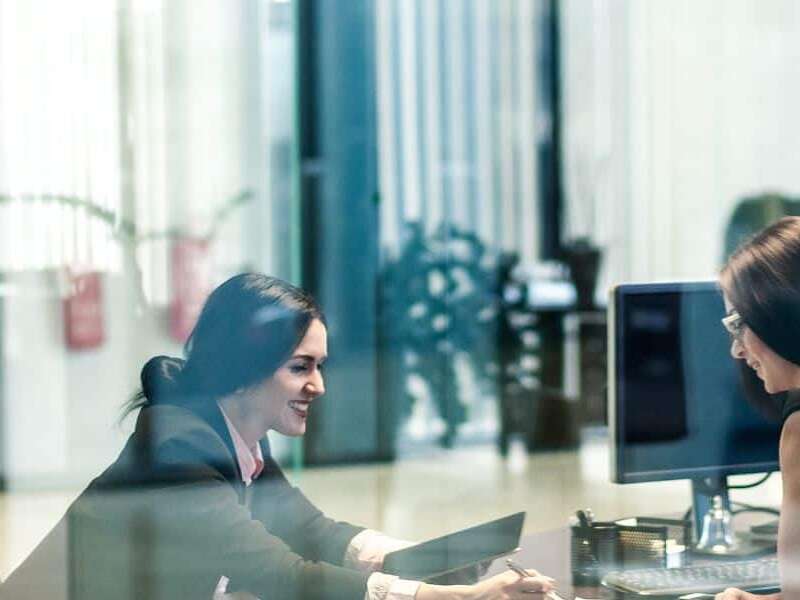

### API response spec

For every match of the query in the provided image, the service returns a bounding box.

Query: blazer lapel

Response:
[193,402,248,503]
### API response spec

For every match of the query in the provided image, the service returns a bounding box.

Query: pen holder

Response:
[570,521,619,586]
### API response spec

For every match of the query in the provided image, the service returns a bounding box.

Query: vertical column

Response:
[298,0,381,463]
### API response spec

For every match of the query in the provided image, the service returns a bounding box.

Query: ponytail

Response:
[121,355,186,420]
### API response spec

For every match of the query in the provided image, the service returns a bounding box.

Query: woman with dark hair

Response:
[717,217,800,600]
[15,273,553,600]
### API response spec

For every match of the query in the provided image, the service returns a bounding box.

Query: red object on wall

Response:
[170,238,211,343]
[64,271,105,350]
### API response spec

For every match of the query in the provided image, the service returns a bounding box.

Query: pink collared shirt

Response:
[219,406,264,486]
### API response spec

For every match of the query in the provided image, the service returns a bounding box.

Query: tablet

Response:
[382,512,526,581]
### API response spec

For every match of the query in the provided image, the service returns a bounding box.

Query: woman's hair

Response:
[720,216,800,367]
[734,359,786,422]
[124,274,324,417]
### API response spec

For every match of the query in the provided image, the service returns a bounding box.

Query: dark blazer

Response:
[3,403,368,600]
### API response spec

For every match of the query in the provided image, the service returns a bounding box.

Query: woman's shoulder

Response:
[136,402,206,428]
[780,408,800,498]
[782,408,800,444]
[97,404,238,484]
[782,390,800,425]
[134,404,230,453]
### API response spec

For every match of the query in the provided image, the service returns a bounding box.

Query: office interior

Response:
[0,0,797,588]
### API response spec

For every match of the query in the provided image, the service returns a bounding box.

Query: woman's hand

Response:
[714,589,780,600]
[470,568,554,600]
[417,567,554,600]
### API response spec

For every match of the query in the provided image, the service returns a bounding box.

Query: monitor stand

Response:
[691,476,775,558]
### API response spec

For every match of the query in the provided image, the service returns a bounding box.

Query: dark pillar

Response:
[297,0,381,464]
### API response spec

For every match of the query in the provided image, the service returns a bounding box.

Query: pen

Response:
[583,509,594,526]
[575,510,590,529]
[505,558,567,600]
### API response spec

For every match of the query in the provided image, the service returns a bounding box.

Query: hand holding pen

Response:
[506,559,566,600]
[416,559,559,600]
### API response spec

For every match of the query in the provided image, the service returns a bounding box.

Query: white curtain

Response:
[375,0,543,263]
[125,0,170,304]
[561,0,800,289]
[0,0,262,301]
[124,0,264,304]
[0,0,123,272]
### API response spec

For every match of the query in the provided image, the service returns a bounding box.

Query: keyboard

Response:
[601,557,780,596]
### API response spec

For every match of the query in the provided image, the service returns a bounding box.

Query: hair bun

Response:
[140,355,186,403]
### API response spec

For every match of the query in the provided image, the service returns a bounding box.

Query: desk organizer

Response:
[616,517,690,569]
[570,516,690,586]
[570,521,618,586]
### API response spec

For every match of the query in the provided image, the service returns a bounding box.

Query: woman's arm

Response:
[779,412,800,600]
[140,433,369,600]
[344,530,416,573]
[250,457,365,565]
[715,412,800,600]
[416,569,553,600]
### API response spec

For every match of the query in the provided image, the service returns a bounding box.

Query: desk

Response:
[1,526,579,600]
[492,523,778,600]
[2,520,777,600]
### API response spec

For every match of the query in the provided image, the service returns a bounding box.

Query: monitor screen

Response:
[610,281,781,484]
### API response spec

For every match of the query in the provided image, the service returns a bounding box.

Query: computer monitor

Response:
[609,281,781,551]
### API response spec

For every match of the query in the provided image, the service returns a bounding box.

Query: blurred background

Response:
[1,0,799,580]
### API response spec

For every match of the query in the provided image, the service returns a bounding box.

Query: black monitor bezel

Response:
[609,280,780,484]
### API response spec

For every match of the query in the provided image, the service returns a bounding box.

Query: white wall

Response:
[561,0,800,290]
[1,270,182,490]
[163,0,264,275]
[0,0,272,490]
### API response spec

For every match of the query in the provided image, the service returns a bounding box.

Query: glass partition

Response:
[0,0,794,596]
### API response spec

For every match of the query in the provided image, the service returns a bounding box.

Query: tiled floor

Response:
[0,433,782,580]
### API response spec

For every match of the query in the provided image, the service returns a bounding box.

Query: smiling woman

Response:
[3,273,554,600]
[219,317,328,441]
[718,217,800,600]
[720,218,800,395]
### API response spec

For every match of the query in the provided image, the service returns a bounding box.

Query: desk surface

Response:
[497,525,779,600]
[2,520,777,600]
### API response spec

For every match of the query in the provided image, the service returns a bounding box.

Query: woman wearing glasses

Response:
[717,216,800,600]
[37,273,554,600]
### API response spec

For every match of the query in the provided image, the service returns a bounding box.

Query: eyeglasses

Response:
[721,310,746,343]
